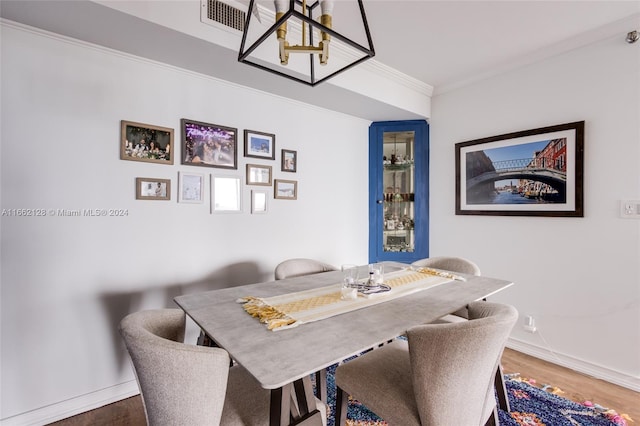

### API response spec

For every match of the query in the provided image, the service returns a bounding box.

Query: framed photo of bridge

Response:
[455,121,584,217]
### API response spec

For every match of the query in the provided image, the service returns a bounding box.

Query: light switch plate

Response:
[620,200,640,218]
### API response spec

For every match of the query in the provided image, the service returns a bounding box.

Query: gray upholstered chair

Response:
[274,258,338,280]
[334,302,518,426]
[119,309,326,426]
[412,256,481,321]
[411,256,511,412]
[411,256,481,276]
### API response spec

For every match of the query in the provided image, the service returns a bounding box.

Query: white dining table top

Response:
[173,261,514,390]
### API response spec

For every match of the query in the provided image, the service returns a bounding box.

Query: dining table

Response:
[173,261,514,426]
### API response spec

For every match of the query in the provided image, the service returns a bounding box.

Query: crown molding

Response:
[1,0,431,120]
[93,0,432,117]
[363,59,434,97]
[436,12,640,96]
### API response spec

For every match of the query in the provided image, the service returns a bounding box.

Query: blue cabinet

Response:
[369,120,429,263]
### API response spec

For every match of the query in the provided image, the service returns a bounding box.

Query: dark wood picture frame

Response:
[244,130,276,160]
[281,149,297,172]
[455,121,584,217]
[181,119,238,169]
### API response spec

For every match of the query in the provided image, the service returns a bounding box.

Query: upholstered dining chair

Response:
[274,258,338,280]
[411,256,511,413]
[334,302,518,426]
[411,256,481,276]
[411,256,481,321]
[119,309,327,426]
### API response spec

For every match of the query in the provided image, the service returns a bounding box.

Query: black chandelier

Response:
[238,0,375,86]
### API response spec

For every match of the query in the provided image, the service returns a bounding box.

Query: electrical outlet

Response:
[620,200,640,218]
[523,315,537,333]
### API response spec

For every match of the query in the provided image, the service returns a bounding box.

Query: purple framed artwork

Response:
[182,119,238,169]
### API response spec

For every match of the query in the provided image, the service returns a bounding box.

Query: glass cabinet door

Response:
[383,131,415,253]
[369,120,429,263]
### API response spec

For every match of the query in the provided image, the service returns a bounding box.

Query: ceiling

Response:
[2,1,639,120]
[365,1,639,93]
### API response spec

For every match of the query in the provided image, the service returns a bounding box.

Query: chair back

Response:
[406,302,517,426]
[119,309,231,426]
[411,256,481,276]
[274,258,338,280]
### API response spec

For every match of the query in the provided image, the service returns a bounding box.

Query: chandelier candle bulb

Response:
[274,0,289,64]
[319,0,333,63]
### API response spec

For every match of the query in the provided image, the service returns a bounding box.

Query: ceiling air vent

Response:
[201,0,246,32]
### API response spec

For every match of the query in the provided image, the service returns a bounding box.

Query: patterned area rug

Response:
[319,364,632,426]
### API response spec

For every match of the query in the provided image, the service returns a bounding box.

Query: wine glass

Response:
[368,263,384,286]
[341,264,359,300]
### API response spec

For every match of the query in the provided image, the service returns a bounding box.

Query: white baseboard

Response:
[506,337,640,392]
[0,381,139,426]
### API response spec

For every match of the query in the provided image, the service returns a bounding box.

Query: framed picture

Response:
[274,179,297,200]
[211,175,242,213]
[244,130,275,160]
[135,177,171,200]
[251,190,268,214]
[178,172,204,204]
[281,149,297,172]
[246,164,272,186]
[121,120,174,164]
[182,119,237,169]
[455,121,584,217]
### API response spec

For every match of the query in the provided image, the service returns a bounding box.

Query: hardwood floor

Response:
[500,348,639,421]
[48,348,639,425]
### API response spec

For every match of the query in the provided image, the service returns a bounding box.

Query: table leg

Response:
[315,370,327,402]
[270,377,323,426]
[335,387,348,426]
[494,364,510,412]
[270,383,292,426]
[196,330,216,347]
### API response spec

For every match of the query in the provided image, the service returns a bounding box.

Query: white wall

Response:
[0,22,370,423]
[431,34,640,388]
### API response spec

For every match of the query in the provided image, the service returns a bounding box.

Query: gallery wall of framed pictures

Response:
[120,119,298,213]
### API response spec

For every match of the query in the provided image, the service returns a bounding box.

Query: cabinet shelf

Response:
[383,163,414,171]
[383,197,414,204]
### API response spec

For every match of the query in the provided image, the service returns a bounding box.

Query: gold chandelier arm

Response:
[279,39,289,65]
[273,0,335,66]
[320,40,329,65]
